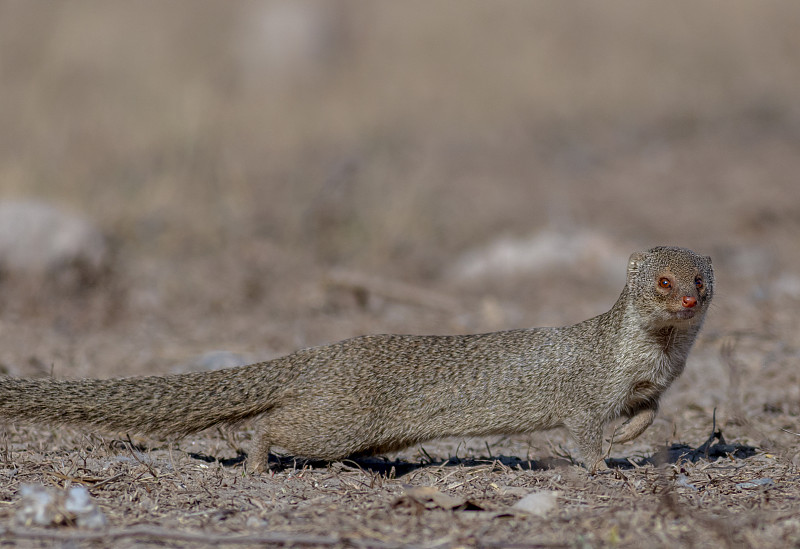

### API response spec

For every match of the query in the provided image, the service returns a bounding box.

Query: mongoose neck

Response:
[611,291,704,382]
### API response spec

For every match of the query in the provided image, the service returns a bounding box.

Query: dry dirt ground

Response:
[1,2,799,548]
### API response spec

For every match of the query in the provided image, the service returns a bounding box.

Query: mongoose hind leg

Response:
[612,407,656,444]
[247,412,356,473]
[246,418,275,473]
[248,434,272,473]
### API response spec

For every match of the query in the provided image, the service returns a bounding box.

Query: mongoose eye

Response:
[658,277,672,290]
[695,277,704,290]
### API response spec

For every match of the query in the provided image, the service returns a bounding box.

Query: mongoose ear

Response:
[627,251,647,275]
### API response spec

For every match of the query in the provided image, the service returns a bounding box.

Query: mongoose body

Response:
[0,246,713,472]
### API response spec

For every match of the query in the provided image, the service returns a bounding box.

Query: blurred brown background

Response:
[0,1,798,408]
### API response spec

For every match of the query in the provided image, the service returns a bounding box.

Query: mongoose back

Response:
[0,246,713,472]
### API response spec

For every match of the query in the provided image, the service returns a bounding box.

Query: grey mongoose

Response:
[0,246,713,472]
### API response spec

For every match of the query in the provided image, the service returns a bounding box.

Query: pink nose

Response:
[682,296,697,308]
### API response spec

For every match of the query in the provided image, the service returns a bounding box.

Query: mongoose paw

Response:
[611,408,656,444]
[249,460,271,474]
[246,449,273,474]
[589,458,610,474]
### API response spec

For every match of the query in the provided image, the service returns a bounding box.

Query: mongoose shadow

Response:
[609,418,757,470]
[0,246,718,474]
[185,430,757,476]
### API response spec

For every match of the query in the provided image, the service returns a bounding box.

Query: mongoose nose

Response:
[682,296,697,308]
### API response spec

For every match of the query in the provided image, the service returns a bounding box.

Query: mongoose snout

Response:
[0,246,713,474]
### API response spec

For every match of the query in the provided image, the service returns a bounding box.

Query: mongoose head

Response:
[625,246,714,329]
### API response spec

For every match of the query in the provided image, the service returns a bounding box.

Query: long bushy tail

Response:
[0,361,287,437]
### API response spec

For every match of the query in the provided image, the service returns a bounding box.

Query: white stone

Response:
[511,491,558,516]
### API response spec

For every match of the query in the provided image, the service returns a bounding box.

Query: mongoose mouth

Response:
[672,309,698,321]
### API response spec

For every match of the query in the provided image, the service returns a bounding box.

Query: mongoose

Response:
[0,246,713,472]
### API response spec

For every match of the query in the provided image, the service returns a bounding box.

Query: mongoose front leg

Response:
[566,418,607,473]
[612,406,656,444]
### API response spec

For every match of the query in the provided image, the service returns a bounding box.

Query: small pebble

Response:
[511,491,558,516]
[736,478,774,490]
